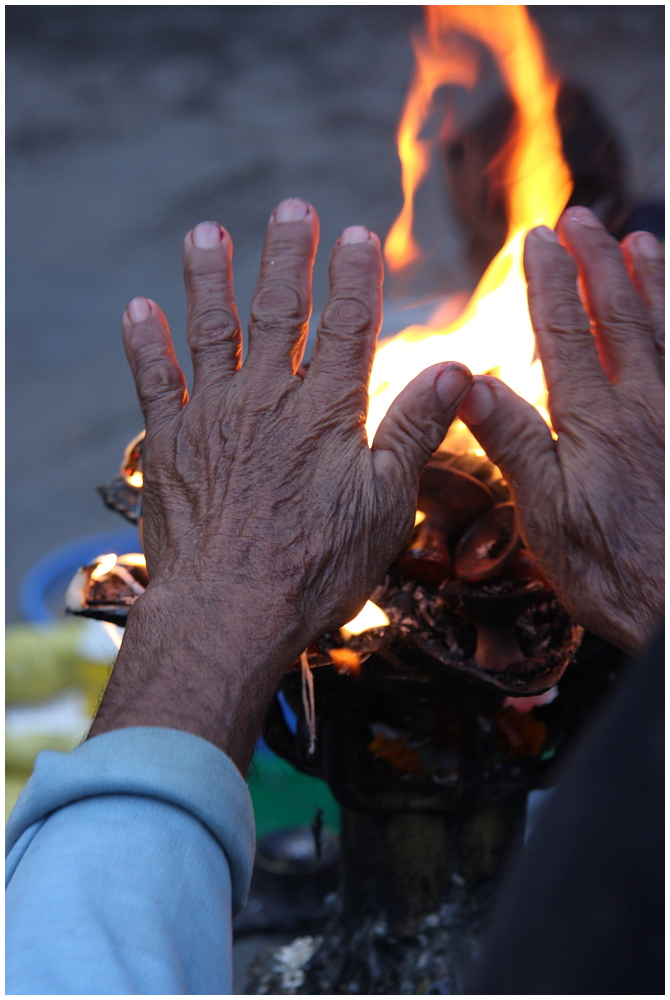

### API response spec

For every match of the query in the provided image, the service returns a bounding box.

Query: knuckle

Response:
[320,295,372,338]
[529,242,578,284]
[250,282,308,329]
[136,362,184,410]
[124,322,161,355]
[586,227,619,256]
[495,422,538,474]
[184,252,231,283]
[266,230,314,259]
[334,243,379,274]
[543,300,588,340]
[600,283,647,331]
[189,306,240,345]
[387,407,441,464]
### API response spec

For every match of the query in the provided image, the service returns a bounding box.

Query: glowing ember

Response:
[369,5,572,450]
[341,601,390,639]
[127,471,143,488]
[90,553,118,580]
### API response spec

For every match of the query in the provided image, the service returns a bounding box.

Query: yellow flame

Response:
[414,510,427,527]
[119,552,146,568]
[373,6,572,447]
[90,553,118,580]
[341,601,390,639]
[127,471,143,488]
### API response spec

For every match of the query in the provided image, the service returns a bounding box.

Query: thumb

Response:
[458,375,558,501]
[372,362,473,485]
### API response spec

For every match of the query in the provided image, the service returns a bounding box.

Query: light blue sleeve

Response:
[5,727,256,995]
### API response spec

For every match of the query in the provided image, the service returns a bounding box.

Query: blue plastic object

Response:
[19,529,141,624]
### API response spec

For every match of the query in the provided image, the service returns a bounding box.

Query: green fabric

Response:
[248,751,340,836]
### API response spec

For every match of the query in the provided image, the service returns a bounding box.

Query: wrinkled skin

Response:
[89,200,473,771]
[459,207,664,654]
[90,201,663,771]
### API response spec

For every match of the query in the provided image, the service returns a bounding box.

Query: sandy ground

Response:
[6,6,663,622]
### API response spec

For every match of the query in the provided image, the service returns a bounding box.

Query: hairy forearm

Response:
[88,584,304,775]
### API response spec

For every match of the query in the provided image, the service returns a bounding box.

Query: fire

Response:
[89,551,146,598]
[119,552,147,568]
[90,553,118,580]
[368,5,572,449]
[341,601,390,639]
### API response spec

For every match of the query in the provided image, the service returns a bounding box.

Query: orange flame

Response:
[371,5,572,449]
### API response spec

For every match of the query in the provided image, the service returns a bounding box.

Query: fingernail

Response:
[340,225,370,245]
[458,378,495,426]
[564,206,602,228]
[275,198,309,222]
[531,225,558,243]
[436,363,473,407]
[192,221,224,249]
[127,297,151,323]
[636,232,663,261]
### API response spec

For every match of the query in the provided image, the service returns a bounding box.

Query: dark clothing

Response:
[467,628,664,994]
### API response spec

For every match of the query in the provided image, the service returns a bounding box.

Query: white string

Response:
[109,564,145,597]
[300,651,317,756]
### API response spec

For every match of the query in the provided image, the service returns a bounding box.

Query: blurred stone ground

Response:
[6,6,663,624]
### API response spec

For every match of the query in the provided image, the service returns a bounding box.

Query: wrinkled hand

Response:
[459,206,664,653]
[128,199,472,643]
[91,199,472,769]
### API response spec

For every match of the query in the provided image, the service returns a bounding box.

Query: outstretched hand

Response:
[90,199,472,770]
[459,207,664,653]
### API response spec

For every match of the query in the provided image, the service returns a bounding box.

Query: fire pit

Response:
[248,449,619,994]
[65,429,623,993]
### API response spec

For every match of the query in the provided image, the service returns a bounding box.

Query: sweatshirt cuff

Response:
[5,726,256,913]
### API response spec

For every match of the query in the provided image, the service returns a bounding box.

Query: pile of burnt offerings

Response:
[67,433,581,699]
[299,447,582,696]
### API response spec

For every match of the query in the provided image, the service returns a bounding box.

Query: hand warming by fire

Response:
[8,6,664,997]
[75,4,663,771]
[85,205,476,770]
[81,197,664,767]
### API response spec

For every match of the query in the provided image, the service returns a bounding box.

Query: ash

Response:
[248,883,492,995]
